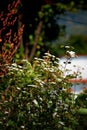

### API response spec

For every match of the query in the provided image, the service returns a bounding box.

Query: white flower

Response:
[43,61,47,65]
[22,59,28,62]
[11,63,17,67]
[33,99,38,106]
[34,57,38,60]
[44,53,52,57]
[56,57,60,61]
[59,121,65,126]
[18,65,22,69]
[53,112,57,118]
[51,55,55,58]
[57,78,62,82]
[54,61,59,65]
[66,51,76,58]
[21,126,25,129]
[4,111,9,114]
[17,87,21,90]
[39,97,42,101]
[65,46,70,49]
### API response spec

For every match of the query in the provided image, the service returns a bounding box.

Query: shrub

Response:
[0,53,78,130]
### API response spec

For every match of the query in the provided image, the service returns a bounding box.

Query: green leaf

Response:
[78,108,87,115]
[6,43,10,50]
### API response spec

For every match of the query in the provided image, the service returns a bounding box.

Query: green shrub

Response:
[0,53,78,130]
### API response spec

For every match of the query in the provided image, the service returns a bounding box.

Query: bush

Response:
[0,53,78,130]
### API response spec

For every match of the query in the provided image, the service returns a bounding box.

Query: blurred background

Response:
[0,0,87,60]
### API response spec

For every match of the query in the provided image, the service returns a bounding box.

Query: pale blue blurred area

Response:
[58,10,87,35]
[71,83,87,95]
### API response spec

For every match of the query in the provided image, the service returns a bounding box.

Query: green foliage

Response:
[75,90,87,129]
[78,108,87,115]
[0,53,78,130]
[75,90,87,108]
[69,35,87,55]
[14,46,25,61]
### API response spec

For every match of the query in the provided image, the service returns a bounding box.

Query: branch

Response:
[29,20,43,62]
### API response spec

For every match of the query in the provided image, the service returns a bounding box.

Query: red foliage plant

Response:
[0,0,24,76]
